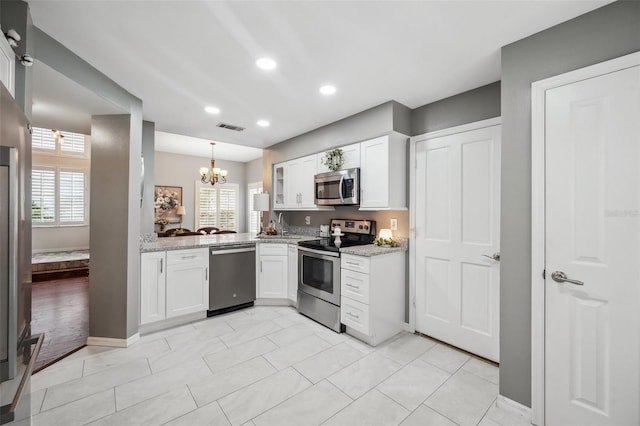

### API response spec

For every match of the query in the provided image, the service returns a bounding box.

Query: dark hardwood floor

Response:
[31,276,89,371]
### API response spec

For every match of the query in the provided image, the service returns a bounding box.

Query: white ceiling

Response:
[27,0,612,157]
[154,131,263,162]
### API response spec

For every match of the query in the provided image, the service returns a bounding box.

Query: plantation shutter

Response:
[218,187,237,231]
[31,127,56,151]
[32,169,56,223]
[199,187,218,227]
[60,132,86,154]
[59,170,85,223]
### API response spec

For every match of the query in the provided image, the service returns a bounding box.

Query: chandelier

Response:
[200,142,228,185]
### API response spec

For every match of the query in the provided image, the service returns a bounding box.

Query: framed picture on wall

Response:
[154,185,182,226]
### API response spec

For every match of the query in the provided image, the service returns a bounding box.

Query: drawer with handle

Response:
[341,296,370,335]
[341,253,370,274]
[167,248,207,265]
[258,243,287,256]
[341,269,370,304]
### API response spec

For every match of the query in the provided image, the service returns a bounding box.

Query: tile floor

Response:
[30,306,532,426]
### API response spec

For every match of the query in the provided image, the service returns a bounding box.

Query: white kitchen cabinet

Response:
[140,251,166,324]
[0,33,15,97]
[273,155,331,211]
[165,248,209,318]
[317,143,361,173]
[340,251,405,346]
[287,244,298,304]
[359,134,407,210]
[257,243,288,299]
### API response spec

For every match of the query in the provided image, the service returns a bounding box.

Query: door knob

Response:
[551,271,584,286]
[482,252,500,261]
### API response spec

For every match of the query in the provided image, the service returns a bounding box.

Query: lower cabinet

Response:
[257,243,288,299]
[340,251,405,346]
[140,248,208,325]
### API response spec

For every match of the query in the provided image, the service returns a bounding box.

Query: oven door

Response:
[298,247,341,306]
[314,169,359,206]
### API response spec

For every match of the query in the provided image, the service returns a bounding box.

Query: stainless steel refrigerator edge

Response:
[0,83,38,425]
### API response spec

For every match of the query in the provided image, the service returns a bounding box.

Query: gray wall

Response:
[411,82,500,136]
[245,157,263,185]
[500,0,640,407]
[141,121,155,235]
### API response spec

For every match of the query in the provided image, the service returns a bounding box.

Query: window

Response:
[31,126,88,156]
[247,182,263,235]
[32,167,87,226]
[195,182,239,231]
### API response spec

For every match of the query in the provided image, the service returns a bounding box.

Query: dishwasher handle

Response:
[210,246,255,255]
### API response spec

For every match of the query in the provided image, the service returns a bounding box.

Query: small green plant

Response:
[374,237,397,247]
[322,148,344,171]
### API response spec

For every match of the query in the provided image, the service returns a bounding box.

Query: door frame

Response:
[409,117,502,333]
[531,51,640,426]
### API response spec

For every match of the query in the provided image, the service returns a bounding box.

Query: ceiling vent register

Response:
[216,122,245,132]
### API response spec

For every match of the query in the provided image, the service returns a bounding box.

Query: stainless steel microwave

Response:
[314,168,360,206]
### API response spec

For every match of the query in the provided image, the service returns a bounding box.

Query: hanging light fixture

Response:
[200,142,227,185]
[52,129,65,145]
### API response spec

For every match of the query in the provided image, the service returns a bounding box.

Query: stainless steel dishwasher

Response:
[207,244,256,316]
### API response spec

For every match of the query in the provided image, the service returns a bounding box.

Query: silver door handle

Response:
[339,175,345,203]
[482,252,500,261]
[551,271,584,286]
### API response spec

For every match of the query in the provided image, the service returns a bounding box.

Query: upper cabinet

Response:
[0,32,15,97]
[273,154,323,210]
[359,135,407,210]
[317,143,361,173]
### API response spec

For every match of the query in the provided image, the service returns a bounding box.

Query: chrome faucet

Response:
[278,212,287,235]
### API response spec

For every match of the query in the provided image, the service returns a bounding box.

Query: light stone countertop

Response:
[140,233,314,253]
[339,244,407,257]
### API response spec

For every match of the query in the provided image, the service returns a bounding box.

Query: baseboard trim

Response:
[87,333,140,348]
[496,395,533,420]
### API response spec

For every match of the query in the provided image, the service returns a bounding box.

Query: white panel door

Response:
[415,124,501,361]
[544,65,640,425]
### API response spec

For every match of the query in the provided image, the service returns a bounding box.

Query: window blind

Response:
[32,169,56,223]
[31,127,56,151]
[59,170,85,223]
[60,131,86,154]
[198,187,218,227]
[197,184,239,230]
[247,183,262,235]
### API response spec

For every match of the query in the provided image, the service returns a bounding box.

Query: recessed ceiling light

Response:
[205,106,220,114]
[256,57,277,71]
[319,85,337,95]
[257,120,270,127]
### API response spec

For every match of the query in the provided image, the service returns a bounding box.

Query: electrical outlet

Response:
[390,218,398,231]
[305,216,311,225]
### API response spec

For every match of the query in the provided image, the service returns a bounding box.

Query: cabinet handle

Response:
[346,312,360,319]
[160,258,163,273]
[346,261,359,267]
[260,261,263,273]
[181,255,198,260]
[205,267,208,281]
[345,283,359,289]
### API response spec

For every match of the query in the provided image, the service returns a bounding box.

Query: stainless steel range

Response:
[297,219,375,332]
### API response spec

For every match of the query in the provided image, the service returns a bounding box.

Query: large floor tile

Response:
[293,342,367,384]
[164,401,231,426]
[189,356,277,407]
[192,310,250,329]
[41,358,151,411]
[377,358,450,410]
[272,313,307,329]
[33,389,115,426]
[137,323,196,345]
[263,335,332,370]
[399,405,458,426]
[425,370,498,426]
[461,357,499,385]
[203,336,278,374]
[244,306,286,322]
[480,399,531,426]
[253,380,352,426]
[147,336,227,373]
[82,338,170,376]
[220,321,282,348]
[30,388,46,416]
[265,323,318,347]
[377,333,436,365]
[420,343,470,374]
[88,386,197,426]
[323,389,410,426]
[166,321,235,350]
[328,352,402,399]
[218,367,311,425]
[115,357,212,410]
[31,359,84,392]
